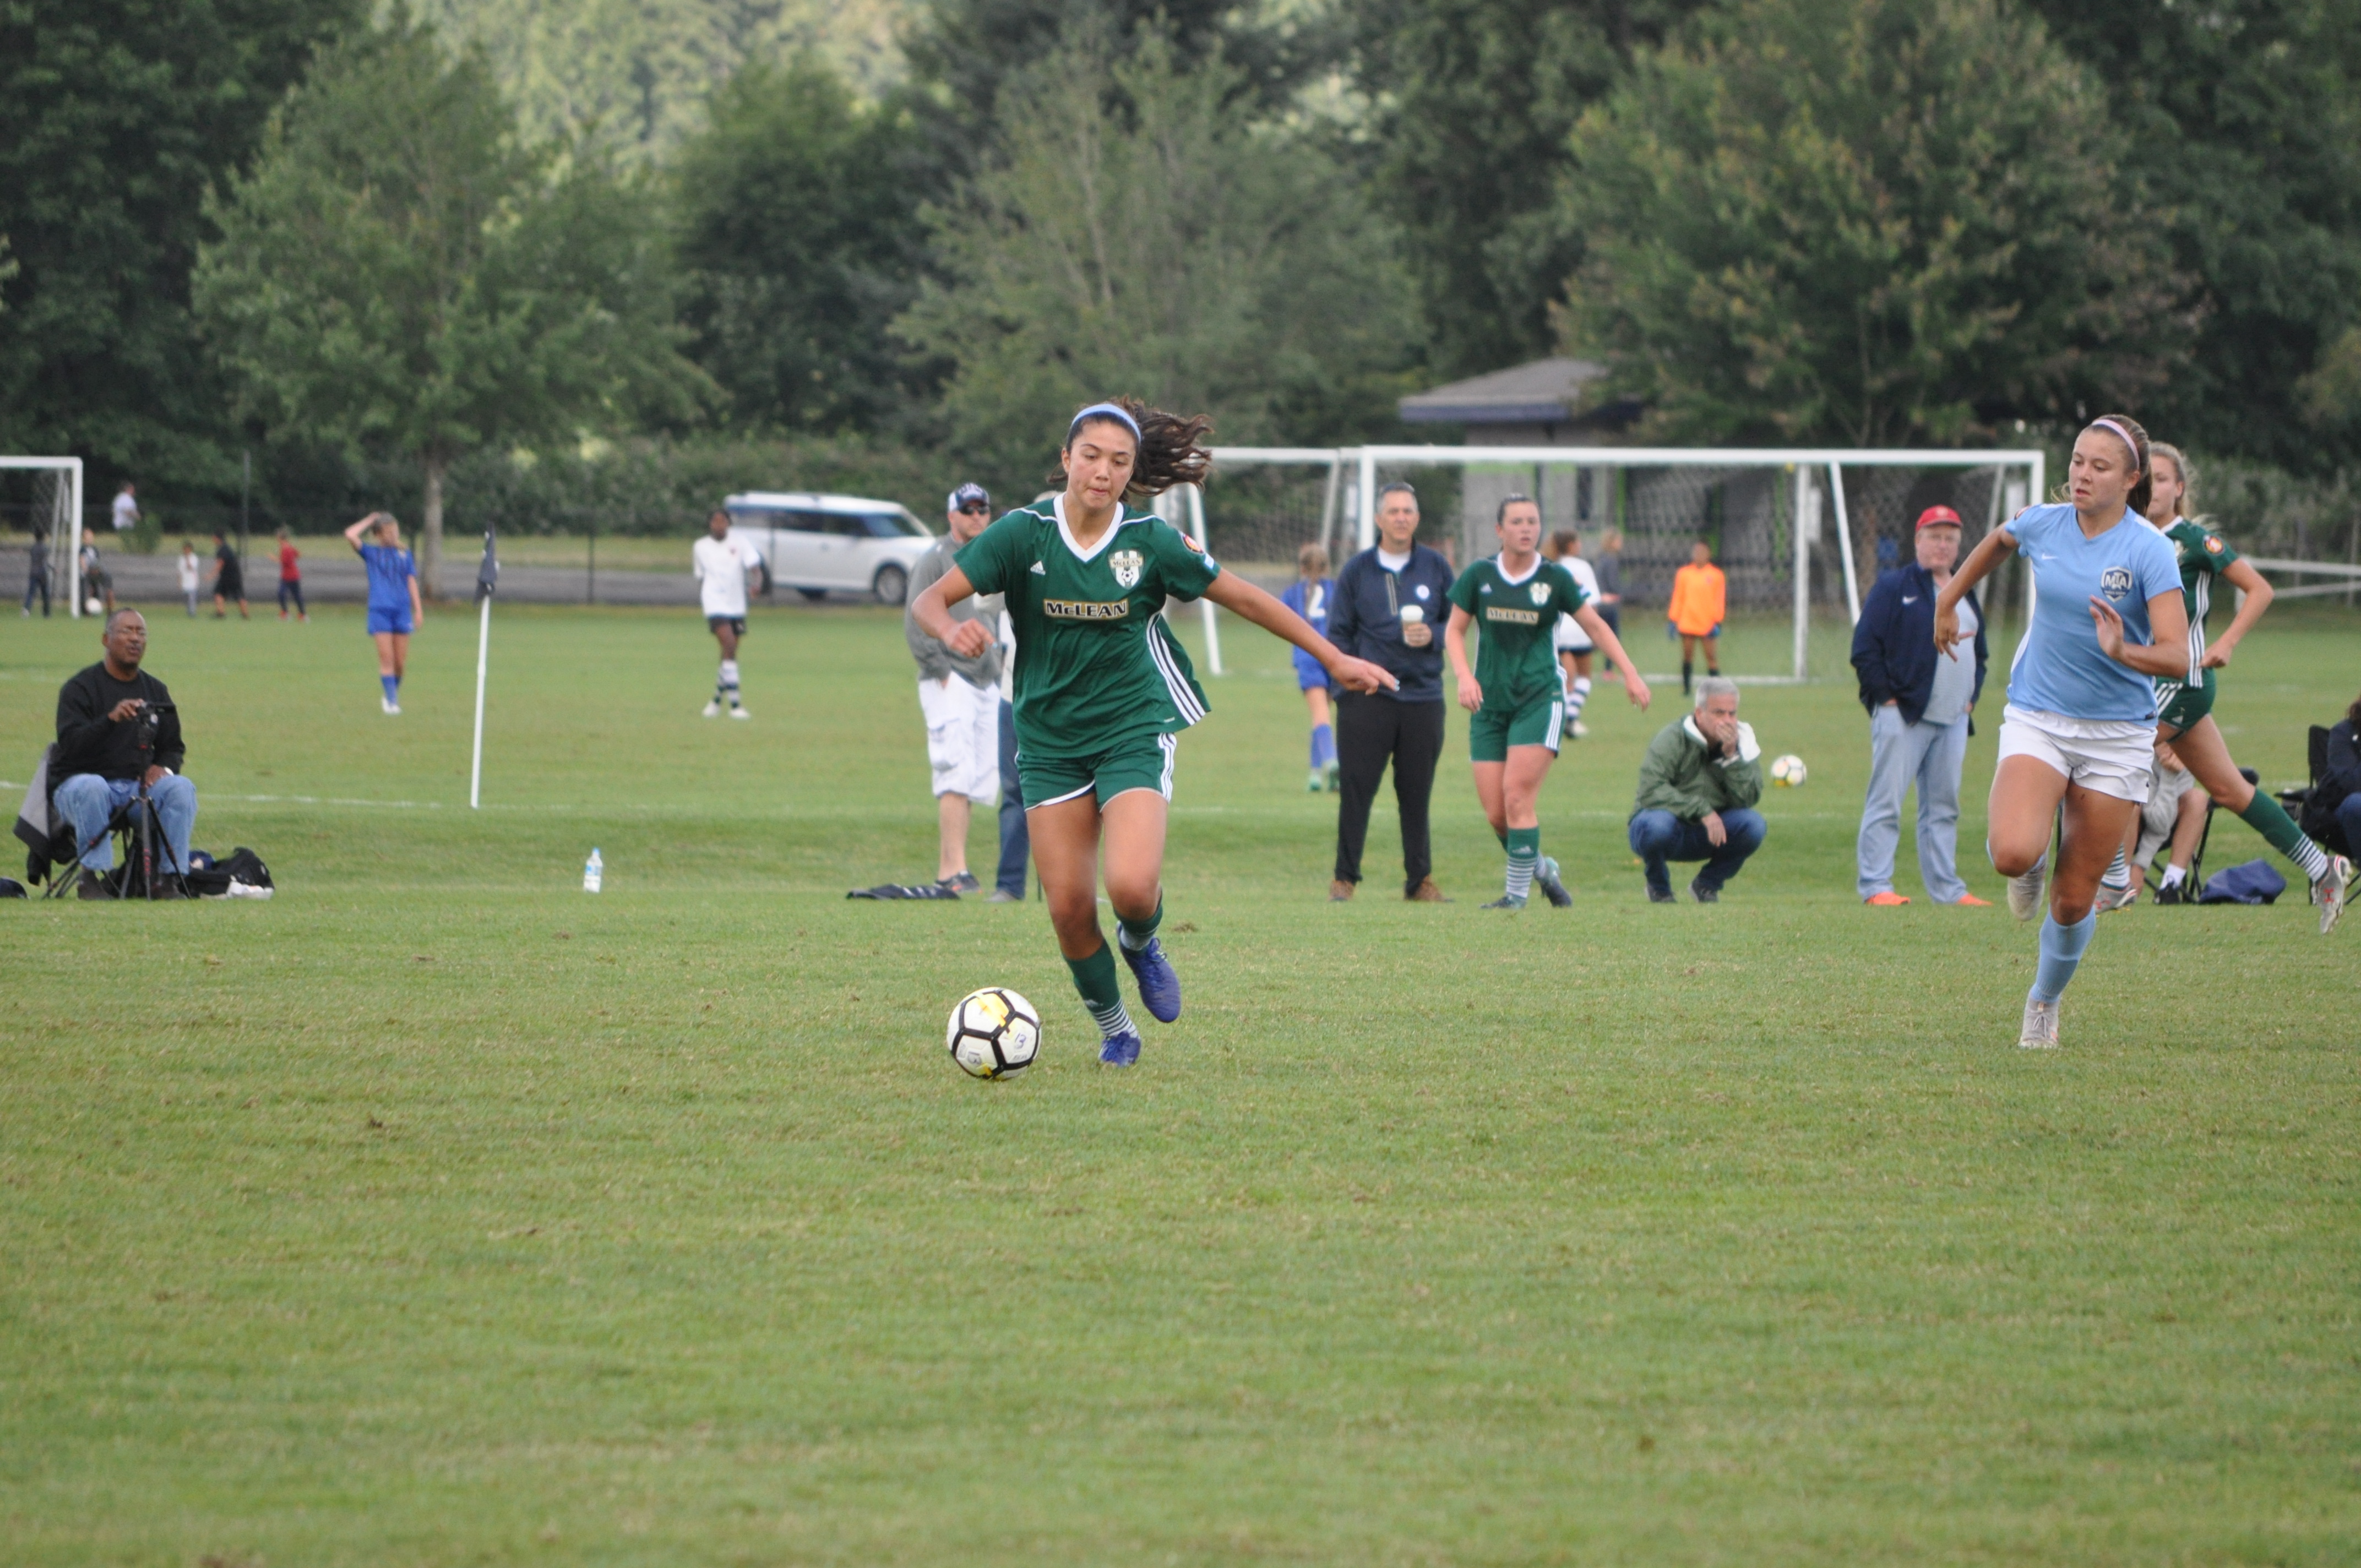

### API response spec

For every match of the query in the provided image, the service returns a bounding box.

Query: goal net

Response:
[1,458,85,616]
[1192,445,2043,681]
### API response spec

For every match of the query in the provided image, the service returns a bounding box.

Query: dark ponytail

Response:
[1054,396,1215,499]
[2090,412,2152,516]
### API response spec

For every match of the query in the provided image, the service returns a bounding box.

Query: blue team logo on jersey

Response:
[1111,549,1143,589]
[2101,565,2134,601]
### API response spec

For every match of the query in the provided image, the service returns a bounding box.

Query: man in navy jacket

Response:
[1326,483,1458,901]
[1850,505,1990,905]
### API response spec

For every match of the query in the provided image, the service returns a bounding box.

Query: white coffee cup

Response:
[1398,605,1424,625]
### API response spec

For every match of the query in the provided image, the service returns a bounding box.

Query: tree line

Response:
[4,0,2358,579]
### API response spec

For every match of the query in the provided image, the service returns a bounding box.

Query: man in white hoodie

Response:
[1627,676,1767,903]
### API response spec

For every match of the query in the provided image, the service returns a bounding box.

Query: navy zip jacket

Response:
[1851,563,1987,726]
[1325,543,1456,705]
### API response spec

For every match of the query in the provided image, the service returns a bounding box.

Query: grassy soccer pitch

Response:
[3,597,2357,1566]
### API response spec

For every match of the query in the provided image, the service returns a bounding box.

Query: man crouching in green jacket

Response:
[1630,676,1766,903]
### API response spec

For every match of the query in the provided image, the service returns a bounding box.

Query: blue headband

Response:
[1067,402,1142,444]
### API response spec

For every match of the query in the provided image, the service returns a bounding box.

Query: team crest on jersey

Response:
[2204,535,2224,554]
[1111,548,1144,589]
[1528,581,1551,606]
[2100,565,2134,601]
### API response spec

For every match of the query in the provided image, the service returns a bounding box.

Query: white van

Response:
[723,492,935,606]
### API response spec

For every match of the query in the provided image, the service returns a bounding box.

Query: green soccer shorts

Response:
[1468,688,1565,762]
[1019,733,1179,809]
[2154,667,2216,733]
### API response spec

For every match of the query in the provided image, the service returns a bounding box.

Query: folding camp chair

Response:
[13,745,191,900]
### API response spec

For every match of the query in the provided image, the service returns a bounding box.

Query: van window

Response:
[859,511,928,538]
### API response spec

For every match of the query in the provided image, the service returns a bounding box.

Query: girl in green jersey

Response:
[911,400,1396,1065]
[1445,495,1651,908]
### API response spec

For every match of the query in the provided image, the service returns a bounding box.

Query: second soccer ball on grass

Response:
[1770,754,1808,787]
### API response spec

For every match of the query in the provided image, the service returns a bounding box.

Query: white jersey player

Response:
[1546,529,1603,738]
[693,509,762,718]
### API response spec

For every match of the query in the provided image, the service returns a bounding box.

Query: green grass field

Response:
[3,598,2357,1565]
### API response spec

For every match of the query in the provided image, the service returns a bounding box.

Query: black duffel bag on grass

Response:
[186,846,274,899]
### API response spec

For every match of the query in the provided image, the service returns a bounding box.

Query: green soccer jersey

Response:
[2162,517,2239,675]
[955,498,1220,761]
[1447,555,1592,704]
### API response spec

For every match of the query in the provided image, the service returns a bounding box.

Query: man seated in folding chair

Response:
[51,609,197,900]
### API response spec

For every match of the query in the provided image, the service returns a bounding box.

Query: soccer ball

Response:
[946,987,1041,1080]
[1770,753,1808,787]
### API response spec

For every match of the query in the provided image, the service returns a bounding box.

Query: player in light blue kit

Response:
[1278,543,1339,791]
[344,511,424,714]
[1934,416,2188,1049]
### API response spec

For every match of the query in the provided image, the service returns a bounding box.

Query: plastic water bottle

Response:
[583,848,603,894]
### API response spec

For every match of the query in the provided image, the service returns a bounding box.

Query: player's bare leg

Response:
[2165,714,2347,928]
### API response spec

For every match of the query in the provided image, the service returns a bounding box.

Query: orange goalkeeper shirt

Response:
[1667,562,1726,635]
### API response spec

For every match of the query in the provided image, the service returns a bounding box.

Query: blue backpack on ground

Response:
[2196,859,2286,905]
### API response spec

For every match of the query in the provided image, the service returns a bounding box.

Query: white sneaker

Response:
[2018,994,2060,1049]
[729,705,751,720]
[701,700,721,718]
[2093,880,2137,913]
[2316,854,2352,935]
[381,697,400,715]
[2006,858,2047,922]
[1570,719,1590,738]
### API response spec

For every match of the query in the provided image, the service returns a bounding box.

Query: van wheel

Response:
[872,564,909,606]
[797,587,828,602]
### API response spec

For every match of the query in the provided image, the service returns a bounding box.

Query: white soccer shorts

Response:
[918,676,1000,802]
[1996,704,2155,804]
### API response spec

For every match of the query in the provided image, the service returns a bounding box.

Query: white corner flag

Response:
[469,526,500,809]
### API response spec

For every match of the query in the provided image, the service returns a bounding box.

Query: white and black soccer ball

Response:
[1770,753,1807,787]
[946,987,1041,1080]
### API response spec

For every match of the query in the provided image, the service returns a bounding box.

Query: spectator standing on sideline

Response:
[1666,538,1724,694]
[692,509,760,717]
[956,482,1032,903]
[1544,528,1603,739]
[111,482,139,535]
[1592,527,1625,669]
[52,609,198,898]
[1325,482,1456,902]
[1629,677,1766,902]
[275,529,307,621]
[1850,504,1992,906]
[905,483,1005,893]
[1279,543,1340,791]
[210,531,248,619]
[23,529,51,617]
[176,540,201,617]
[2303,690,2361,862]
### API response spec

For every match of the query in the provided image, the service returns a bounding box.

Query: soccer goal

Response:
[1,457,85,616]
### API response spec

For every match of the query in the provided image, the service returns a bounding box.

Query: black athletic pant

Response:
[278,579,306,615]
[1333,694,1445,892]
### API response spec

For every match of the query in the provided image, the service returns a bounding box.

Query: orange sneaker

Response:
[1950,893,1994,907]
[1864,891,1911,906]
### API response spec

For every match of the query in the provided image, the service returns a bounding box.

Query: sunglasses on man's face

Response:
[958,503,990,515]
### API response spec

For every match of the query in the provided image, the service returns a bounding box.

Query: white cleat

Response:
[2316,854,2352,935]
[2006,858,2047,922]
[2093,880,2137,913]
[381,697,400,715]
[1569,719,1589,739]
[729,705,751,720]
[2018,995,2060,1050]
[701,700,721,718]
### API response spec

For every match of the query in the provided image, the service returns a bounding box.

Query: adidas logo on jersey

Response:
[1030,561,1047,575]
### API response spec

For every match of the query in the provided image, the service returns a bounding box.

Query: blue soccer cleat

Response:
[1098,1029,1143,1066]
[1120,937,1182,1023]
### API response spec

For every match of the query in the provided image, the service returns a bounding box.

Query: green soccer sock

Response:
[1066,941,1134,1039]
[2236,792,2331,882]
[1117,897,1163,952]
[1504,825,1540,901]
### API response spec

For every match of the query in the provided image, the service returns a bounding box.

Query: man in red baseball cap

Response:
[1848,503,1992,906]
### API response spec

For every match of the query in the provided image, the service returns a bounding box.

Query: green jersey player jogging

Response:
[910,400,1396,1066]
[1444,494,1651,910]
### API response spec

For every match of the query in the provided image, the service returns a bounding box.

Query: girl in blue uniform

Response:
[343,511,423,714]
[1278,543,1339,791]
[1934,416,2187,1049]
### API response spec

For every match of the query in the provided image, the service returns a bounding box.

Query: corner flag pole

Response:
[469,526,500,809]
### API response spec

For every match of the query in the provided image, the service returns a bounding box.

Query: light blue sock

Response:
[1310,723,1335,770]
[380,675,399,704]
[2031,911,2096,1004]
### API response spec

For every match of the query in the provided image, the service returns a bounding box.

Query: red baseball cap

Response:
[1916,505,1963,530]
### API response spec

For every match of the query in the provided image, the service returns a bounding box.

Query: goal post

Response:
[1,457,85,616]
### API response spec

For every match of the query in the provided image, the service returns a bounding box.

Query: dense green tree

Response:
[897,30,1419,496]
[0,0,362,492]
[1557,0,2187,447]
[2025,0,2361,472]
[1348,0,1703,378]
[671,57,932,433]
[195,14,706,591]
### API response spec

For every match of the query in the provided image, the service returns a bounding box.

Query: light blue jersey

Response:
[2004,504,2180,722]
